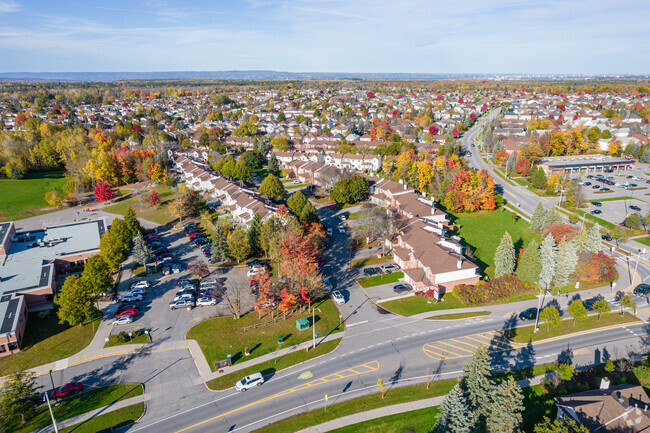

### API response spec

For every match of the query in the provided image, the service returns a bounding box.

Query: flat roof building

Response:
[539,155,634,175]
[0,219,106,357]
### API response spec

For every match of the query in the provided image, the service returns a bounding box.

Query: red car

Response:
[50,382,83,399]
[114,308,137,318]
[188,232,204,239]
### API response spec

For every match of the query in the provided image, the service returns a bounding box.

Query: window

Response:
[7,341,18,351]
[0,344,6,353]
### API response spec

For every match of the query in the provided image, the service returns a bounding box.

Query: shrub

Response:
[557,363,575,381]
[116,331,129,343]
[455,275,531,306]
[575,251,617,284]
[547,224,578,243]
[605,360,615,372]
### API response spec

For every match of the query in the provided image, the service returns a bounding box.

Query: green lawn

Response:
[329,406,440,433]
[427,311,491,320]
[104,330,149,347]
[350,254,393,268]
[186,298,343,371]
[380,293,467,316]
[636,237,650,247]
[60,403,145,433]
[0,312,100,376]
[590,196,646,203]
[104,184,174,225]
[252,168,269,178]
[0,171,68,221]
[507,312,640,343]
[449,209,542,278]
[357,271,404,288]
[286,183,309,189]
[207,339,340,390]
[9,384,143,433]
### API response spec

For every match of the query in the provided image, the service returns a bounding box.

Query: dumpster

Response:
[296,317,310,330]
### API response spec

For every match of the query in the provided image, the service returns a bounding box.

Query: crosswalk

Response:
[423,331,520,361]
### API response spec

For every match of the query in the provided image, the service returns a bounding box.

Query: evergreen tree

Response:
[553,240,578,288]
[529,202,547,233]
[287,190,308,216]
[517,239,542,284]
[494,231,516,278]
[542,207,563,231]
[505,153,516,174]
[572,227,589,253]
[585,224,602,253]
[539,233,557,289]
[434,384,475,433]
[530,165,548,189]
[299,201,320,224]
[211,227,229,263]
[248,213,262,257]
[486,377,524,433]
[267,153,280,176]
[227,226,251,263]
[533,417,589,433]
[132,232,151,267]
[460,346,493,419]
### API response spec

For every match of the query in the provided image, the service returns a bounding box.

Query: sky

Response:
[0,0,648,74]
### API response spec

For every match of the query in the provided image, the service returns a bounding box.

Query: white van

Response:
[235,372,264,392]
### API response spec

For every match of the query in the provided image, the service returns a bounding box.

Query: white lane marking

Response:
[346,320,369,327]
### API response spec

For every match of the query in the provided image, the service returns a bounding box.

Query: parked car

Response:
[323,277,333,291]
[583,297,602,311]
[247,268,263,278]
[47,382,83,400]
[584,181,591,186]
[197,297,218,307]
[630,205,641,211]
[591,201,602,207]
[170,299,195,310]
[235,372,264,391]
[601,234,612,241]
[117,303,138,312]
[121,293,143,302]
[380,264,400,274]
[178,279,197,286]
[193,238,209,246]
[326,227,333,236]
[188,231,204,239]
[157,257,173,266]
[246,259,269,269]
[174,292,195,302]
[592,185,600,189]
[112,316,134,326]
[127,287,145,295]
[201,278,217,285]
[393,284,412,294]
[331,290,345,305]
[113,308,137,318]
[518,307,537,321]
[130,281,150,290]
[339,214,347,221]
[337,225,345,234]
[590,209,602,215]
[634,284,650,295]
[601,188,612,192]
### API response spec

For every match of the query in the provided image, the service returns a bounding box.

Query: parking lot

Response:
[106,223,256,343]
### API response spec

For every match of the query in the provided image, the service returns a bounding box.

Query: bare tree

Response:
[224,280,245,319]
[188,259,209,279]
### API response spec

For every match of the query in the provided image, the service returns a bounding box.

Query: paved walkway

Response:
[295,374,547,433]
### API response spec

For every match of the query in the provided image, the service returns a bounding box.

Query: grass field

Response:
[251,168,269,178]
[104,184,174,225]
[357,271,403,288]
[286,183,310,189]
[60,403,145,433]
[350,254,393,268]
[0,171,68,221]
[449,209,542,278]
[187,298,343,371]
[590,196,646,203]
[636,237,650,247]
[329,406,440,433]
[105,330,150,347]
[380,293,467,316]
[427,311,491,320]
[207,339,340,390]
[0,312,100,376]
[507,312,640,343]
[10,384,143,433]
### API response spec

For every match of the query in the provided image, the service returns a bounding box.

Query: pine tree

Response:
[267,153,280,176]
[553,240,578,288]
[494,231,515,278]
[572,227,589,253]
[434,384,475,433]
[299,201,320,224]
[486,377,524,433]
[542,207,563,231]
[539,233,557,289]
[228,226,251,263]
[211,227,229,263]
[517,239,542,284]
[530,165,548,190]
[506,153,516,174]
[248,213,262,257]
[287,190,308,216]
[529,202,547,233]
[585,224,602,253]
[460,346,493,418]
[132,232,151,267]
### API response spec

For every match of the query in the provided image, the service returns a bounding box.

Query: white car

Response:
[235,372,264,391]
[121,293,143,302]
[331,290,345,305]
[201,278,217,285]
[247,268,262,278]
[112,316,133,326]
[292,180,300,184]
[326,227,333,236]
[339,215,346,221]
[130,281,150,290]
[197,297,218,307]
[128,287,145,295]
[174,292,195,302]
[337,225,345,234]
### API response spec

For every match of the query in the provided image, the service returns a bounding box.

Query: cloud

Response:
[0,0,21,13]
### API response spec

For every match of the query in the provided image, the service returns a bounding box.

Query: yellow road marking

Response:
[174,361,380,433]
[424,345,463,357]
[422,346,449,360]
[437,341,475,354]
[189,316,204,323]
[464,335,493,346]
[450,338,481,349]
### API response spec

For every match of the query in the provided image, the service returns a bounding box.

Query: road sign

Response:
[298,371,313,380]
[325,394,328,401]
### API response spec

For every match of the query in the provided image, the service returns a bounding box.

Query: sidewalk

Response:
[295,374,547,433]
[33,394,146,433]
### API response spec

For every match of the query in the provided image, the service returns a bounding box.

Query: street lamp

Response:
[44,391,59,433]
[533,283,546,333]
[633,249,642,287]
[312,307,321,349]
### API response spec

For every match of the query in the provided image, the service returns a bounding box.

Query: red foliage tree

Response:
[458,98,464,104]
[547,224,577,243]
[94,181,115,202]
[278,288,297,319]
[391,109,398,118]
[297,288,311,313]
[515,157,530,175]
[148,190,161,206]
[366,91,374,99]
[494,148,509,165]
[452,127,459,138]
[428,124,438,136]
[481,103,488,112]
[470,112,477,121]
[278,234,321,296]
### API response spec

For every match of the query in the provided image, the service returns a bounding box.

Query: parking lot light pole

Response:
[44,391,59,433]
[312,307,321,349]
[533,284,544,333]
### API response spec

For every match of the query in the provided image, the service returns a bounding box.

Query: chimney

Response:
[457,259,462,269]
[600,378,610,390]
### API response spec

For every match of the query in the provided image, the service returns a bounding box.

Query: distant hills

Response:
[0,70,629,82]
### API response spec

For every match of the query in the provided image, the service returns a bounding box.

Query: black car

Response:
[601,234,612,241]
[518,307,537,321]
[592,185,600,189]
[363,267,380,276]
[584,181,591,186]
[590,209,602,215]
[583,297,602,311]
[393,284,412,294]
[193,238,209,246]
[592,201,602,207]
[630,205,641,211]
[634,284,650,295]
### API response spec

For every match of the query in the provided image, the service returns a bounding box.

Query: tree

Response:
[267,153,280,176]
[287,190,308,216]
[124,207,142,237]
[55,275,98,326]
[626,212,643,230]
[434,384,475,433]
[259,174,287,202]
[228,226,251,263]
[148,190,161,206]
[533,417,589,433]
[460,346,492,419]
[270,135,290,151]
[248,213,262,257]
[81,254,114,295]
[494,231,516,278]
[224,280,245,319]
[94,181,115,201]
[485,377,524,433]
[0,371,40,426]
[553,240,578,288]
[169,189,200,223]
[593,299,611,321]
[619,295,637,316]
[211,227,229,263]
[331,175,370,204]
[585,225,602,253]
[530,166,548,190]
[539,233,557,289]
[108,218,132,253]
[277,288,297,319]
[44,189,64,206]
[530,202,547,233]
[98,229,126,271]
[539,305,562,330]
[517,240,542,285]
[188,258,209,279]
[567,299,588,326]
[505,153,516,174]
[299,201,320,224]
[542,207,563,231]
[132,232,151,267]
[278,233,321,295]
